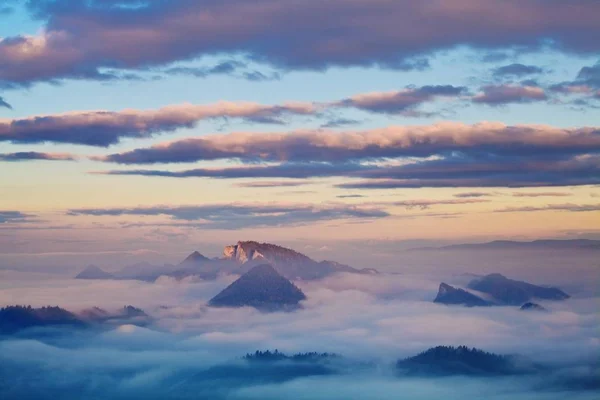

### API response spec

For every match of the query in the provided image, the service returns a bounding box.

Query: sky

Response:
[1,0,599,269]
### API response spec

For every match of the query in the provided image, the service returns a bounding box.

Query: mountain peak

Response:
[468,274,569,305]
[434,282,491,307]
[209,264,307,311]
[75,265,114,279]
[182,251,208,263]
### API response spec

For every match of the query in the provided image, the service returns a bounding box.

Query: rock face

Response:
[209,264,307,311]
[75,265,114,279]
[434,283,491,307]
[0,305,86,334]
[520,302,547,312]
[221,241,371,280]
[467,273,570,305]
[396,346,520,376]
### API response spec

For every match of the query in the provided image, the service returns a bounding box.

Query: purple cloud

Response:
[0,102,316,146]
[99,123,600,164]
[338,85,467,115]
[492,63,544,78]
[473,85,547,105]
[0,152,77,162]
[2,0,600,85]
[66,203,390,229]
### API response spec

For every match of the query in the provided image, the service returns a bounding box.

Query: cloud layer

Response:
[2,0,600,85]
[66,203,389,229]
[0,102,316,146]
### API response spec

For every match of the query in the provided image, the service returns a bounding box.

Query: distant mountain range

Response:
[209,264,307,311]
[76,240,378,282]
[434,273,570,307]
[411,239,600,251]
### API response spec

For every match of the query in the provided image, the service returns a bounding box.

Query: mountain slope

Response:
[467,273,570,305]
[433,283,491,307]
[209,264,307,311]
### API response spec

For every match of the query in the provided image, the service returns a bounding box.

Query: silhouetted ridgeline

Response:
[243,350,339,362]
[0,305,85,334]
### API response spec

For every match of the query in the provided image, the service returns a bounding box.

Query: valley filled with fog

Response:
[0,241,598,399]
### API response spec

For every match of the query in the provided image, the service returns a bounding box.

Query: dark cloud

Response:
[473,84,547,105]
[496,203,600,213]
[0,211,34,224]
[0,102,316,146]
[99,123,600,164]
[0,96,12,109]
[0,152,77,162]
[97,162,369,179]
[337,153,600,189]
[234,181,308,188]
[453,192,493,198]
[492,63,544,78]
[1,0,599,85]
[320,118,362,129]
[338,85,467,115]
[163,60,280,82]
[66,203,390,229]
[393,199,489,210]
[549,61,600,95]
[336,194,365,199]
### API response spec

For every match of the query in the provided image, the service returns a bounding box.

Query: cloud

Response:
[453,192,494,198]
[0,211,34,224]
[512,192,571,198]
[492,63,544,78]
[337,153,600,189]
[98,122,600,164]
[393,199,489,210]
[495,203,600,213]
[0,102,316,146]
[162,60,280,82]
[337,85,467,115]
[0,96,12,110]
[66,203,390,229]
[1,1,599,86]
[473,85,547,105]
[549,61,600,95]
[320,118,362,129]
[234,181,308,188]
[336,195,365,199]
[0,152,77,162]
[97,162,370,179]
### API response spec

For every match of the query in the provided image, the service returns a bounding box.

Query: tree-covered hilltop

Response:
[397,345,519,376]
[0,305,86,334]
[243,349,338,362]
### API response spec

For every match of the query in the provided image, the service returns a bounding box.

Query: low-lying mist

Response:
[0,250,598,400]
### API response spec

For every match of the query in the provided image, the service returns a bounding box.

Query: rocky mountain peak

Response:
[182,251,208,263]
[209,263,306,311]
